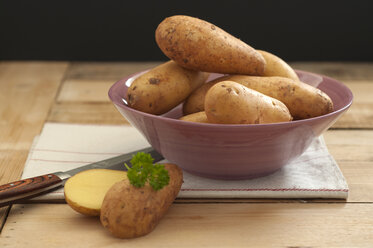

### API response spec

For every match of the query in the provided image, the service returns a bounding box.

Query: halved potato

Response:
[64,169,127,216]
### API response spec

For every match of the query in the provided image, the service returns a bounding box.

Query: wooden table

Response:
[0,61,372,247]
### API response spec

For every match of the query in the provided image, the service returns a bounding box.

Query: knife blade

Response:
[0,147,163,207]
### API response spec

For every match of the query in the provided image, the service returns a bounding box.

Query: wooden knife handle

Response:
[0,174,63,207]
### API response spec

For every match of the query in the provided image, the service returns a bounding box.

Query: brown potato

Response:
[100,163,183,239]
[127,60,209,115]
[205,81,292,124]
[179,111,209,123]
[184,75,333,119]
[257,50,299,81]
[225,75,333,119]
[155,15,266,75]
[183,81,216,115]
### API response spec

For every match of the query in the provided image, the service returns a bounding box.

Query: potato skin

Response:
[205,81,292,124]
[179,111,209,123]
[127,61,209,115]
[257,50,299,81]
[225,75,333,119]
[100,163,183,239]
[183,81,216,115]
[184,75,333,119]
[155,15,266,75]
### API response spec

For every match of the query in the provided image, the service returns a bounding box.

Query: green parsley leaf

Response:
[125,152,170,191]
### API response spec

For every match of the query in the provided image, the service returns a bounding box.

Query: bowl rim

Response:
[108,69,353,129]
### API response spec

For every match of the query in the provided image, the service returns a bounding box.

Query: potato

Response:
[155,15,266,75]
[100,163,183,239]
[64,169,127,216]
[184,75,333,119]
[205,81,292,124]
[257,50,299,81]
[179,111,209,123]
[225,75,333,119]
[183,81,216,115]
[127,60,209,115]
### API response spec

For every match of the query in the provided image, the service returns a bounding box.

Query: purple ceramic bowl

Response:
[108,70,353,180]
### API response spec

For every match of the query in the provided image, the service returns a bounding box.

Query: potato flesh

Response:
[64,169,127,216]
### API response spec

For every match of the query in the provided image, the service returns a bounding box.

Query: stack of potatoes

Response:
[127,15,333,124]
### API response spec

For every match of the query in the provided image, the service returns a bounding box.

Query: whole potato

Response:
[179,111,209,123]
[183,81,216,115]
[257,50,299,81]
[225,75,333,119]
[155,15,266,75]
[100,163,183,239]
[127,60,209,115]
[205,81,292,124]
[184,75,333,119]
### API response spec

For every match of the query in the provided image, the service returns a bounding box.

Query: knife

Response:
[0,147,163,207]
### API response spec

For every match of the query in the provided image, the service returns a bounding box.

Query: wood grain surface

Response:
[0,61,372,247]
[0,61,68,231]
[1,203,373,248]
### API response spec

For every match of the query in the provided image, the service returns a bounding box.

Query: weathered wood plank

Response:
[0,61,68,230]
[57,62,161,103]
[332,81,373,128]
[0,150,29,233]
[64,61,162,80]
[0,61,69,150]
[324,130,373,202]
[53,62,163,123]
[47,102,129,124]
[0,150,29,190]
[65,62,373,82]
[1,203,372,247]
[291,62,373,80]
[57,79,114,103]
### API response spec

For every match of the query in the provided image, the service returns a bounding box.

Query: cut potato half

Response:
[64,169,127,216]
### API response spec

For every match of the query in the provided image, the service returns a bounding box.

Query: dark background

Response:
[1,0,372,61]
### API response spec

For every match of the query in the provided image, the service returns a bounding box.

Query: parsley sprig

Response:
[125,152,170,191]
